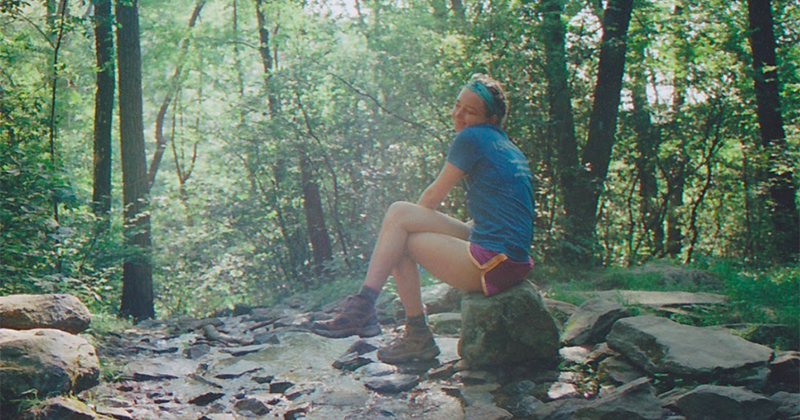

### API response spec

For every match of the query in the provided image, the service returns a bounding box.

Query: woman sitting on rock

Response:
[311,73,534,364]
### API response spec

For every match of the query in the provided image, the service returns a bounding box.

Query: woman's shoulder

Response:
[458,124,505,141]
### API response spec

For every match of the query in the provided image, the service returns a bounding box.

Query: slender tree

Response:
[254,0,278,115]
[148,0,206,188]
[745,0,799,261]
[48,0,68,223]
[91,0,114,223]
[116,0,154,320]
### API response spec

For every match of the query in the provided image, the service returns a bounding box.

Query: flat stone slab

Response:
[583,290,726,307]
[673,385,778,420]
[607,316,774,385]
[561,298,631,346]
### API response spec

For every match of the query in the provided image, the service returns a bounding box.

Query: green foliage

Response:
[1,0,797,317]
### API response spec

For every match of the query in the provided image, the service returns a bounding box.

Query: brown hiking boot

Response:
[377,324,440,364]
[310,295,380,338]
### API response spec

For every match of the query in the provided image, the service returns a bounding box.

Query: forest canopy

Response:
[0,0,797,318]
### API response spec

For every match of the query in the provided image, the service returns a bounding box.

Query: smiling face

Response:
[450,88,497,132]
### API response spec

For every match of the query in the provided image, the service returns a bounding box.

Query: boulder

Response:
[459,281,559,366]
[0,294,91,334]
[607,316,774,387]
[0,328,100,403]
[672,385,777,420]
[561,298,631,346]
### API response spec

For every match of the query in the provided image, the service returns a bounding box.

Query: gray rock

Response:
[771,391,800,419]
[24,396,111,420]
[363,373,420,393]
[543,298,579,324]
[561,298,631,346]
[504,394,545,418]
[95,406,134,420]
[559,346,591,366]
[607,316,774,386]
[459,281,560,366]
[423,284,464,314]
[461,384,511,420]
[332,352,371,371]
[0,328,100,402]
[573,378,662,420]
[584,290,726,308]
[464,400,513,420]
[213,360,263,379]
[234,396,272,415]
[532,398,587,420]
[356,362,396,377]
[124,356,198,381]
[547,382,580,400]
[428,312,462,335]
[0,294,91,334]
[673,385,778,420]
[597,356,646,385]
[769,351,800,390]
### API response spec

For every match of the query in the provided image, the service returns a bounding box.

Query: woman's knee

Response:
[382,201,418,227]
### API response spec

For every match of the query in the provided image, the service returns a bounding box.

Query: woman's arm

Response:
[417,162,465,210]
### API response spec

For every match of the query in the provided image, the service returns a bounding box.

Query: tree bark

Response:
[745,0,799,261]
[116,0,154,320]
[91,0,114,222]
[537,0,580,261]
[254,0,278,115]
[629,45,662,257]
[562,0,634,263]
[300,148,332,275]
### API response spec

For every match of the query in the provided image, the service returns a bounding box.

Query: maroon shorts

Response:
[468,242,534,296]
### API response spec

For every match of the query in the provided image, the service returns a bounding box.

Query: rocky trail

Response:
[1,281,798,420]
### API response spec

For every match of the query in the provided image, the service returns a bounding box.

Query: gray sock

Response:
[406,314,427,329]
[357,285,380,305]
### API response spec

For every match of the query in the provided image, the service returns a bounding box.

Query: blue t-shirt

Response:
[446,124,534,262]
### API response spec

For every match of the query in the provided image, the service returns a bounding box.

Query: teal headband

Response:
[465,80,503,118]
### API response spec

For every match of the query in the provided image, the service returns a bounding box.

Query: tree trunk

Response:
[563,0,634,263]
[91,0,114,222]
[745,0,799,261]
[148,0,206,189]
[537,0,581,262]
[300,148,332,275]
[254,0,278,115]
[450,0,464,19]
[629,46,661,258]
[116,0,154,321]
[48,0,69,223]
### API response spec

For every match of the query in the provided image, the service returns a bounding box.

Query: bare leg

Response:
[362,201,471,293]
[312,201,480,341]
[392,255,424,317]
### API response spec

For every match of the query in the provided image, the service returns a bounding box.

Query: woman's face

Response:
[450,88,496,132]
